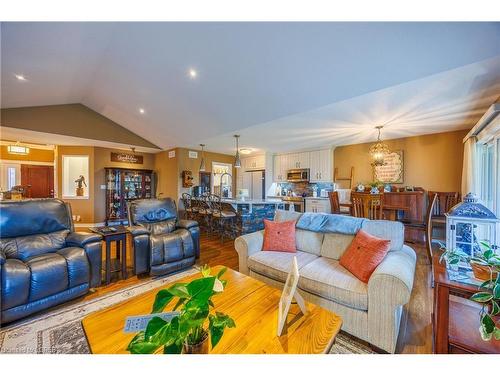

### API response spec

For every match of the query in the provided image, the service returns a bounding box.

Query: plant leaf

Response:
[480,279,493,289]
[494,284,500,299]
[201,264,211,278]
[126,332,161,354]
[483,249,494,260]
[163,341,183,354]
[471,292,493,303]
[494,327,500,341]
[491,300,500,316]
[151,289,174,313]
[216,267,227,279]
[482,314,496,334]
[145,317,168,340]
[186,276,216,304]
[173,297,186,311]
[168,283,190,299]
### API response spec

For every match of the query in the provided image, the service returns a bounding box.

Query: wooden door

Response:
[21,165,54,198]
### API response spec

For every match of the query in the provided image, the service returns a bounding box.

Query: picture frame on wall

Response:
[373,150,404,184]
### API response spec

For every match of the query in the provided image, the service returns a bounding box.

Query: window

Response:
[476,138,499,216]
[62,155,89,199]
[7,167,16,190]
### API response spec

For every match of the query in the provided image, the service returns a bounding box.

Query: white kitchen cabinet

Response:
[273,154,289,182]
[309,149,332,182]
[287,152,310,169]
[305,198,331,213]
[243,155,265,171]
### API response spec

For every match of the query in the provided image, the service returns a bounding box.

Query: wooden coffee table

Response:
[82,266,342,354]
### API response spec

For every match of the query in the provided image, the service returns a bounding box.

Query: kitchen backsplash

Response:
[276,182,334,197]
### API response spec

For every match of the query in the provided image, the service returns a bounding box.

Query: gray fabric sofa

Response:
[234,210,416,353]
[0,199,102,325]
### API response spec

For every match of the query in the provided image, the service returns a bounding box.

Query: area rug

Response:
[0,268,374,354]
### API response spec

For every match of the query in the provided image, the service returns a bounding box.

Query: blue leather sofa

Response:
[0,199,102,324]
[127,198,200,276]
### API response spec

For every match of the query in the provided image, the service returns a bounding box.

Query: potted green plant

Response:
[438,242,469,277]
[127,266,235,354]
[469,241,500,281]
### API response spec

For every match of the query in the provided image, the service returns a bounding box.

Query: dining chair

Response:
[351,192,384,220]
[425,193,439,264]
[328,191,349,215]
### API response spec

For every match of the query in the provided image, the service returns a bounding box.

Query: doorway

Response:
[21,164,54,198]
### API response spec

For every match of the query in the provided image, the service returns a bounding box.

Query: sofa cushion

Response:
[0,230,69,261]
[321,232,355,260]
[295,229,324,256]
[247,250,317,282]
[274,210,302,223]
[150,229,195,266]
[25,253,68,302]
[262,219,296,253]
[1,259,30,310]
[298,257,368,311]
[57,247,90,288]
[340,229,391,283]
[361,220,404,251]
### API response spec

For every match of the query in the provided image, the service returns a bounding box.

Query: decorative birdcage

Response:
[445,193,499,260]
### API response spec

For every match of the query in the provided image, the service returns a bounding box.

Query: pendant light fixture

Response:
[369,126,390,166]
[199,144,206,172]
[233,135,241,168]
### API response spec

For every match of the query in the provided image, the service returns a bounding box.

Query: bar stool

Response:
[197,192,213,232]
[181,192,196,220]
[210,194,237,243]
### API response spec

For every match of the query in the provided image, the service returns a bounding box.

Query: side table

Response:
[433,252,500,354]
[91,226,128,284]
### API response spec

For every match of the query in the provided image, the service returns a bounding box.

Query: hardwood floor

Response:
[86,231,433,354]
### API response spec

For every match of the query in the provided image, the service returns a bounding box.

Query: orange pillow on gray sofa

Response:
[339,229,390,283]
[262,219,297,253]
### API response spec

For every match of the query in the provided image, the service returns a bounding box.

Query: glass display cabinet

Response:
[105,168,153,224]
[445,193,499,261]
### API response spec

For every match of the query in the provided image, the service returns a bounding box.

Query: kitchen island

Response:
[192,197,284,233]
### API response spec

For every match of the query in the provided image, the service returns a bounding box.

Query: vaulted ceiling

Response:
[2,22,500,153]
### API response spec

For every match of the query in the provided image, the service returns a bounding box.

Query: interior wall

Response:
[1,104,159,149]
[0,144,54,162]
[93,147,155,223]
[154,149,179,201]
[56,145,95,223]
[334,129,468,192]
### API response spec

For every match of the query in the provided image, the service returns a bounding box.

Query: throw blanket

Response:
[296,213,365,235]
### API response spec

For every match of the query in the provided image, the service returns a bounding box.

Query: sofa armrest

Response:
[177,219,198,230]
[128,225,150,237]
[66,232,102,247]
[234,230,264,275]
[367,245,417,352]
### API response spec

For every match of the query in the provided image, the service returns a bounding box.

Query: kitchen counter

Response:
[304,196,329,200]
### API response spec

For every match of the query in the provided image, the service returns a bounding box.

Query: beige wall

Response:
[334,129,468,192]
[154,147,237,205]
[93,147,155,223]
[56,145,95,223]
[0,144,54,162]
[1,104,159,149]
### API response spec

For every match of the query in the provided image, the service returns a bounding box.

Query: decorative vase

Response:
[470,262,498,281]
[183,333,209,354]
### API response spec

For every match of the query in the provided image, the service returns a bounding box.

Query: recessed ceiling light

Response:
[239,148,253,155]
[188,69,197,79]
[15,74,27,81]
[139,108,145,114]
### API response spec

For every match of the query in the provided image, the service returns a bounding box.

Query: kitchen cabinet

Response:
[305,198,331,213]
[309,149,333,182]
[287,152,310,169]
[243,154,265,171]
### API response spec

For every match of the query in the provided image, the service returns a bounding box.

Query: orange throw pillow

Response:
[339,229,390,283]
[262,219,296,253]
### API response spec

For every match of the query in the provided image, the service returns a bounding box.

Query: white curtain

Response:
[461,136,477,196]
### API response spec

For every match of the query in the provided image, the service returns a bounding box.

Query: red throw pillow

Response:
[262,219,297,253]
[339,229,390,283]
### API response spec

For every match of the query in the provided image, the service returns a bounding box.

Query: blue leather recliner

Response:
[0,199,102,325]
[127,198,200,276]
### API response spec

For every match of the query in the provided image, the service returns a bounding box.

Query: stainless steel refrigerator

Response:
[242,170,265,200]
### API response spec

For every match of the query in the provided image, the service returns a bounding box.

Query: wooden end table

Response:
[92,226,128,284]
[432,253,500,354]
[82,266,342,354]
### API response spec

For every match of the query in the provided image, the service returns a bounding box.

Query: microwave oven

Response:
[286,169,310,182]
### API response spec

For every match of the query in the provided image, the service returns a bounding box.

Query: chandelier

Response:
[199,144,206,172]
[369,126,390,166]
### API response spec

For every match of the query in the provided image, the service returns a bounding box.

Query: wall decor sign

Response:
[373,150,404,184]
[168,150,176,158]
[111,152,143,164]
[188,150,198,159]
